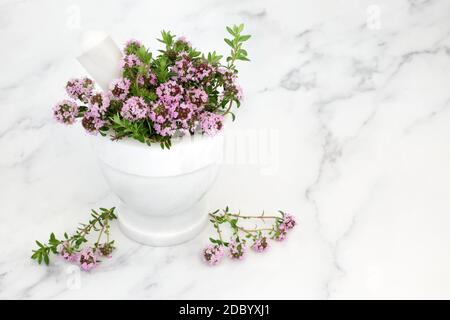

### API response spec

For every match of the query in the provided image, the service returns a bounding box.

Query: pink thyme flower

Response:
[53,99,79,125]
[176,36,191,47]
[282,213,296,230]
[109,78,131,101]
[124,39,142,53]
[274,228,287,241]
[234,84,243,100]
[120,54,142,69]
[221,70,243,101]
[95,243,115,259]
[156,80,184,106]
[154,123,176,137]
[57,241,77,262]
[228,238,247,260]
[149,100,177,137]
[150,85,202,135]
[174,101,196,128]
[217,66,227,74]
[203,245,225,266]
[137,70,157,87]
[195,62,214,82]
[252,237,269,253]
[82,110,105,135]
[170,52,197,83]
[65,77,94,103]
[198,111,224,136]
[77,247,98,271]
[186,88,208,107]
[89,92,110,116]
[121,96,149,121]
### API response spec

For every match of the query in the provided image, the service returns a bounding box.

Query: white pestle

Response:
[77,31,123,91]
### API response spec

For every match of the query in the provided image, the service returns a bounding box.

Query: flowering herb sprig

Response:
[31,207,117,271]
[53,24,251,149]
[203,207,297,266]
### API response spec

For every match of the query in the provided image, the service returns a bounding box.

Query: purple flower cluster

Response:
[65,77,94,103]
[220,69,243,101]
[171,52,196,83]
[186,88,208,107]
[57,241,77,262]
[78,247,98,271]
[156,80,184,105]
[149,101,177,136]
[149,80,208,136]
[124,39,142,53]
[109,77,131,101]
[81,92,110,135]
[282,213,296,229]
[171,52,213,83]
[120,54,142,69]
[251,237,269,252]
[199,112,224,136]
[82,111,106,135]
[53,100,79,125]
[89,92,110,115]
[121,96,149,121]
[97,243,114,259]
[228,238,247,260]
[176,36,191,48]
[274,213,297,241]
[203,244,225,266]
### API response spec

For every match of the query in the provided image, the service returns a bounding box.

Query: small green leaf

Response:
[237,56,250,61]
[224,38,233,47]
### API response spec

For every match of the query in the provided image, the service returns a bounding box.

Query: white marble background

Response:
[0,0,450,299]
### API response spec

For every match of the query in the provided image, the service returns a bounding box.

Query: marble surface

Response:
[1,0,450,299]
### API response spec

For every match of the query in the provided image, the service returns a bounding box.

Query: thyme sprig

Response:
[203,207,297,265]
[31,207,117,266]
